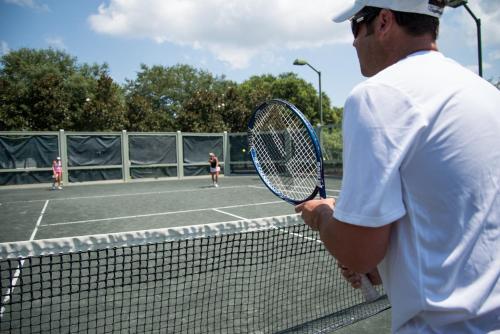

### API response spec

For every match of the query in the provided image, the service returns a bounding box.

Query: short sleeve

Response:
[333,82,425,227]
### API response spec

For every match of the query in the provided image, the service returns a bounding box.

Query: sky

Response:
[1,0,499,107]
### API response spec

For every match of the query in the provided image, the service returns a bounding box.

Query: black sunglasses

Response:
[350,8,382,38]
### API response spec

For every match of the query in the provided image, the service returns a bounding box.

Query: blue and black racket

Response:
[248,99,326,205]
[248,98,379,302]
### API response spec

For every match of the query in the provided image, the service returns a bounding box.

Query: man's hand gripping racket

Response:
[247,99,379,302]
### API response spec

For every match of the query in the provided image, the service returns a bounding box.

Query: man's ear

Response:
[376,9,395,37]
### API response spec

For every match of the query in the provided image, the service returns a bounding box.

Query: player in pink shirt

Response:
[52,157,63,190]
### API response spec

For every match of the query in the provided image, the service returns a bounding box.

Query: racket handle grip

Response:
[360,274,380,302]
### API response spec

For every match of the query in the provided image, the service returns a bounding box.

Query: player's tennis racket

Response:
[248,98,379,302]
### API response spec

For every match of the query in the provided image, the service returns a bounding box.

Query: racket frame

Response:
[248,99,326,205]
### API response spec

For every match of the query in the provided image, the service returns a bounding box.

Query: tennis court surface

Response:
[0,176,390,333]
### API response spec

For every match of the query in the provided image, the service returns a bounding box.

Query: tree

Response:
[237,74,275,112]
[178,82,250,133]
[124,64,218,131]
[0,48,126,131]
[77,72,127,131]
[0,48,76,130]
[125,93,166,132]
[218,85,252,133]
[238,73,341,128]
[1,48,341,133]
[176,89,226,132]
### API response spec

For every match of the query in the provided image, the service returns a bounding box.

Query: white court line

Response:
[212,209,247,220]
[213,208,321,244]
[29,200,49,240]
[1,185,340,205]
[280,229,322,244]
[250,184,340,195]
[41,200,283,227]
[248,185,267,190]
[0,184,257,205]
[1,200,49,318]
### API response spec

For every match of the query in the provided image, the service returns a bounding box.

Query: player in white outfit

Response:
[296,1,500,332]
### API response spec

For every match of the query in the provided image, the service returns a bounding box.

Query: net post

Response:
[59,129,69,185]
[176,130,184,179]
[121,130,130,182]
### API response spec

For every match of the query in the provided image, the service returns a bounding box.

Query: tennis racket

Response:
[248,98,379,302]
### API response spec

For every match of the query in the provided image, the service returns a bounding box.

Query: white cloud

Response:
[4,0,49,11]
[87,0,500,71]
[45,37,66,50]
[88,0,349,69]
[1,40,10,55]
[445,0,500,46]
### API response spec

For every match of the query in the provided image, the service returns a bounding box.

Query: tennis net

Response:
[0,215,389,333]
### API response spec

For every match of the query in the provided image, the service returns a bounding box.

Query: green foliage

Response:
[0,48,126,131]
[0,48,76,130]
[124,64,218,132]
[77,72,127,131]
[218,85,252,133]
[321,125,343,162]
[125,93,166,132]
[1,48,343,133]
[237,74,274,111]
[177,89,226,132]
[237,72,342,129]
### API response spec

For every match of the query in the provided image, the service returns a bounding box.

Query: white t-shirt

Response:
[334,51,500,333]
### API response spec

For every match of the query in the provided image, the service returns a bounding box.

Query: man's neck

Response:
[378,34,438,73]
[392,34,438,63]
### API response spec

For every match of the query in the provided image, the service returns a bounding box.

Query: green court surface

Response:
[0,176,343,242]
[0,176,391,333]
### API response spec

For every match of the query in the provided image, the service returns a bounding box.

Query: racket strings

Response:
[252,103,319,201]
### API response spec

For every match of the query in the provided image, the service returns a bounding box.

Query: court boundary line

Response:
[0,185,341,205]
[1,200,49,318]
[29,200,49,240]
[40,200,284,227]
[212,209,321,245]
[210,209,324,248]
[213,208,247,220]
[0,184,270,205]
[229,189,324,244]
[249,184,340,194]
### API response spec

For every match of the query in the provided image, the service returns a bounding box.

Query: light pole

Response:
[293,59,323,126]
[446,0,483,77]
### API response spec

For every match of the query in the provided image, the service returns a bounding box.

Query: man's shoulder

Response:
[346,77,410,109]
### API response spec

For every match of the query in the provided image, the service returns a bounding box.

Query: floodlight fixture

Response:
[446,0,467,8]
[293,59,308,66]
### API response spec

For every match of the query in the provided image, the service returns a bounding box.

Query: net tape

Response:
[0,216,389,333]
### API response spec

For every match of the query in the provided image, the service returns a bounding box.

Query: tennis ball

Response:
[242,148,246,153]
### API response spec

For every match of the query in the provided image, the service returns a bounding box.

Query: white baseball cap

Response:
[332,0,445,23]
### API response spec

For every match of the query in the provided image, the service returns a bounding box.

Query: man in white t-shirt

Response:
[295,0,500,332]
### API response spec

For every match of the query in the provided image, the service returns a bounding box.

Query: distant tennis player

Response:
[208,153,220,187]
[296,1,500,332]
[52,157,63,190]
